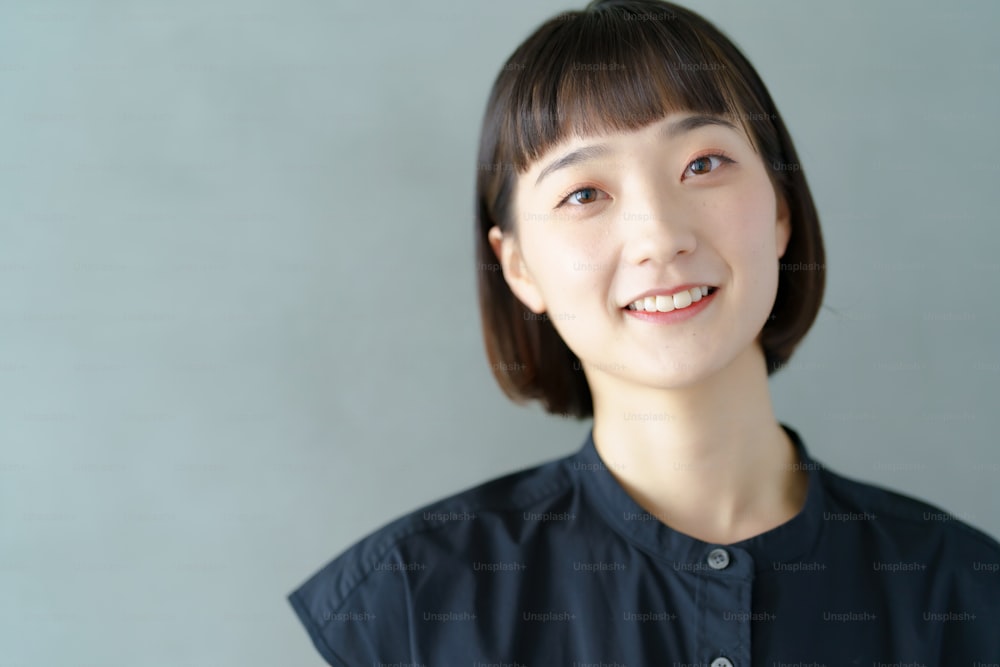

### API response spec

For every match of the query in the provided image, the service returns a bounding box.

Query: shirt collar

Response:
[568,422,825,570]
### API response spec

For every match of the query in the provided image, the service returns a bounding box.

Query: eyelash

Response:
[554,151,737,208]
[684,150,736,178]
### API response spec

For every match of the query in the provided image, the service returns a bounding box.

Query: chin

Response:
[615,359,720,392]
[647,346,749,389]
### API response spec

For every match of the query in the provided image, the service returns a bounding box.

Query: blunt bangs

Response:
[496,2,771,185]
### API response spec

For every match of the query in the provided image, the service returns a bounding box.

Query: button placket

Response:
[698,547,750,667]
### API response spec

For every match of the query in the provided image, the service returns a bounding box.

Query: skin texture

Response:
[489,112,808,544]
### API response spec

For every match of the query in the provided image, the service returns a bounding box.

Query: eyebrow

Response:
[660,114,739,140]
[534,114,740,187]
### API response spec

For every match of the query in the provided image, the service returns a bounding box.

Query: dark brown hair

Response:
[475,0,826,418]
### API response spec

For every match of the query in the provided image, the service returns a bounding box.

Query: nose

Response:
[617,184,698,267]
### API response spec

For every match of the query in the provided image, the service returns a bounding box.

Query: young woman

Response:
[288,1,1000,664]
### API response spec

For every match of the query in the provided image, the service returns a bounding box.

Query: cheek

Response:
[713,176,779,258]
[520,222,614,301]
[734,181,783,304]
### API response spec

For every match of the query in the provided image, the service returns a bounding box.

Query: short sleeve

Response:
[936,524,1000,661]
[287,588,352,667]
[287,543,417,666]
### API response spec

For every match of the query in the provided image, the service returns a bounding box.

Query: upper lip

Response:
[621,283,717,308]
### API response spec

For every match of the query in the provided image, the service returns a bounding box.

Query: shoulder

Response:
[816,462,1000,653]
[286,449,578,664]
[817,462,1000,559]
[815,460,1000,626]
[298,448,575,602]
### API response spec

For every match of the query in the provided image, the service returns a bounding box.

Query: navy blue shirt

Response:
[287,423,1000,665]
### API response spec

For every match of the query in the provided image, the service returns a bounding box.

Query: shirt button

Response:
[710,658,734,667]
[706,547,730,570]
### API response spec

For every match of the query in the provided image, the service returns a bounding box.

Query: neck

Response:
[588,343,808,545]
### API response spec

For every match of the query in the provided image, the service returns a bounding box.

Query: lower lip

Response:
[623,289,718,324]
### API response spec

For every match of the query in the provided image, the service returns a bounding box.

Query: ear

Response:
[487,226,547,314]
[775,191,792,259]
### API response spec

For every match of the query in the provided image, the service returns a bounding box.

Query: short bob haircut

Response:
[475,0,826,419]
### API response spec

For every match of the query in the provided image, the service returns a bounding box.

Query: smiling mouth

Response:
[625,286,718,312]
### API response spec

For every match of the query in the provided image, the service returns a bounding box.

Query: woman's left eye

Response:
[683,153,734,178]
[557,186,609,207]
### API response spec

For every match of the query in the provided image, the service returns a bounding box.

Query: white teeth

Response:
[655,295,674,312]
[673,290,692,309]
[629,286,713,312]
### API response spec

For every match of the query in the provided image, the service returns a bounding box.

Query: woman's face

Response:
[489,111,791,391]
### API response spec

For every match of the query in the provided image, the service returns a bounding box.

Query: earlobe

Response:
[487,226,547,314]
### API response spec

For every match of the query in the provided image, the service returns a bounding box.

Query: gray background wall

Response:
[2,1,998,664]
